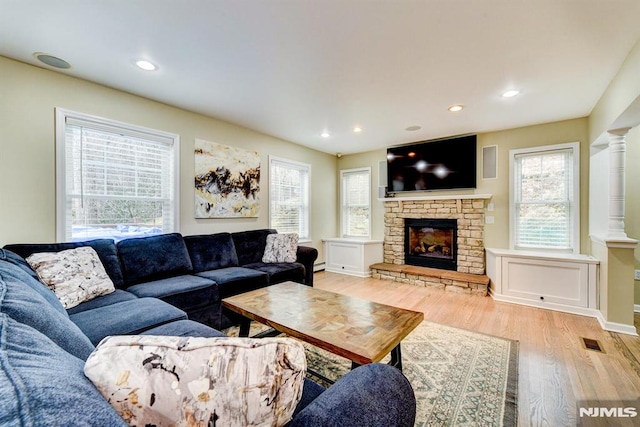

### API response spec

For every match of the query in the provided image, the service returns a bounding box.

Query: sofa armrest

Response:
[296,245,318,286]
[290,363,416,427]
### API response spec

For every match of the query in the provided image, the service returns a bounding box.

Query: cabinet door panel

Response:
[502,256,588,307]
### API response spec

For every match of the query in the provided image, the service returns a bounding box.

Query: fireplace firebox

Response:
[405,219,457,270]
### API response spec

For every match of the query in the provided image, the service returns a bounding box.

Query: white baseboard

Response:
[324,267,372,278]
[596,311,639,336]
[489,292,639,336]
[490,293,601,318]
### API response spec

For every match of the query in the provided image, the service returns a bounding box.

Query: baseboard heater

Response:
[313,262,326,272]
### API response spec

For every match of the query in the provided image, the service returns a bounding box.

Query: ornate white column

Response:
[607,127,631,239]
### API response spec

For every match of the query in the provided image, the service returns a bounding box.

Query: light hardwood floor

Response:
[313,271,640,427]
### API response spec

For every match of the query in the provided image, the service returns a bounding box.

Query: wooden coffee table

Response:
[222,281,423,373]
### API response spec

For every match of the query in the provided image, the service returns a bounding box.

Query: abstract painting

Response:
[194,139,260,218]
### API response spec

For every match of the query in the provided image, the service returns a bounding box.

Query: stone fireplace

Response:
[372,195,491,295]
[383,196,488,274]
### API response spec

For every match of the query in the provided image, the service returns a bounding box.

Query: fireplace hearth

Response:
[405,218,457,270]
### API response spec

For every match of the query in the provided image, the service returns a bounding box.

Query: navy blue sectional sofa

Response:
[0,230,417,426]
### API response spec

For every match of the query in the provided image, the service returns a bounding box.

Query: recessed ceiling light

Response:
[502,90,520,98]
[353,126,362,133]
[33,52,71,69]
[405,125,421,131]
[321,132,330,138]
[448,105,464,112]
[135,60,158,71]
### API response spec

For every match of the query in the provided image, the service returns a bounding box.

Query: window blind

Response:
[60,112,177,242]
[341,168,370,237]
[269,158,310,239]
[514,148,573,250]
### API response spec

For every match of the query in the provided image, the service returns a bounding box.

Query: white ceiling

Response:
[1,0,640,155]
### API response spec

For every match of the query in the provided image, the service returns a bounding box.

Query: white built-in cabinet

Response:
[486,248,599,317]
[323,238,383,277]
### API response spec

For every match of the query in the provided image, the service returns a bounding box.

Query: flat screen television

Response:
[386,134,477,193]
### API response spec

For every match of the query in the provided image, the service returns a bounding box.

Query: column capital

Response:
[607,127,631,137]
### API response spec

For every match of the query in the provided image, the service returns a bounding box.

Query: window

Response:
[268,156,310,240]
[509,142,579,253]
[340,167,371,237]
[55,109,179,242]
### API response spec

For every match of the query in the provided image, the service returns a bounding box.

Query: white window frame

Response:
[340,167,371,238]
[509,141,580,253]
[55,108,180,242]
[268,156,311,241]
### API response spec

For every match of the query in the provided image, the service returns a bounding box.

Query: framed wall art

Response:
[194,139,260,218]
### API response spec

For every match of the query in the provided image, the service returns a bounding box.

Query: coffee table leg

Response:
[389,344,402,371]
[350,344,403,372]
[239,318,251,337]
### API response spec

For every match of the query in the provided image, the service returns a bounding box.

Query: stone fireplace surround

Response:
[371,194,491,295]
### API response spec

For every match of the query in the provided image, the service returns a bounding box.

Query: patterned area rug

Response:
[225,321,519,427]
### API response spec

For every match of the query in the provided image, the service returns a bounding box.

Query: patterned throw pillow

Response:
[84,335,306,427]
[26,246,115,309]
[262,233,298,263]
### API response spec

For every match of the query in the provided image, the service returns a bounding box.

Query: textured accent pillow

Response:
[262,233,299,263]
[26,246,115,309]
[84,335,306,427]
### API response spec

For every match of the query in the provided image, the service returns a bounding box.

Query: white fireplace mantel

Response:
[378,193,492,202]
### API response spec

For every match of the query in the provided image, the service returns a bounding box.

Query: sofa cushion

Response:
[66,289,138,315]
[243,261,305,285]
[141,319,227,338]
[184,232,240,272]
[117,233,193,287]
[290,363,417,427]
[0,262,95,360]
[196,267,269,298]
[0,249,68,316]
[232,229,276,266]
[26,247,116,309]
[69,298,187,345]
[4,239,125,288]
[0,314,127,427]
[85,335,306,427]
[126,275,218,311]
[263,233,299,263]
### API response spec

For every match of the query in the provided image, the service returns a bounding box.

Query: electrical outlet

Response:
[485,216,495,224]
[635,270,640,280]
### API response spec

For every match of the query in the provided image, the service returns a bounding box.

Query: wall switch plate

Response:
[635,270,640,280]
[487,202,494,212]
[485,216,495,224]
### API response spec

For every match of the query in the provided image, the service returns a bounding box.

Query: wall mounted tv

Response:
[386,134,477,193]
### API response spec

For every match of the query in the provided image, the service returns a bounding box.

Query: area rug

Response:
[225,321,519,427]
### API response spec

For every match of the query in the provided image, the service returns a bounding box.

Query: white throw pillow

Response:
[26,246,115,309]
[84,335,306,427]
[262,233,298,263]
